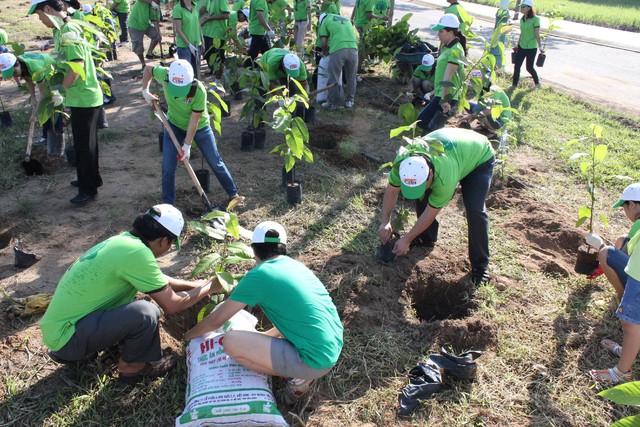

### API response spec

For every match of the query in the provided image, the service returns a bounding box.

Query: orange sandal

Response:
[589,366,632,384]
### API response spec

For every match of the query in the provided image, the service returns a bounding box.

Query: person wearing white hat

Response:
[410,53,435,101]
[40,205,218,383]
[416,13,467,132]
[141,60,243,208]
[379,128,495,286]
[186,220,344,404]
[512,0,543,89]
[590,185,640,385]
[30,0,104,204]
[585,183,640,301]
[258,48,309,92]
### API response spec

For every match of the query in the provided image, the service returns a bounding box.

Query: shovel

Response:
[21,120,44,176]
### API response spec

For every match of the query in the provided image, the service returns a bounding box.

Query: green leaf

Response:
[188,220,226,240]
[197,302,218,323]
[223,255,251,264]
[66,61,86,80]
[192,253,221,277]
[575,216,588,228]
[590,124,603,139]
[227,242,254,258]
[216,271,236,293]
[578,205,592,220]
[390,125,413,139]
[594,144,607,163]
[225,212,240,239]
[598,381,640,406]
[599,213,609,227]
[612,414,640,427]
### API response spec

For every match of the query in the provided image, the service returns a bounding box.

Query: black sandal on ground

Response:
[118,354,178,384]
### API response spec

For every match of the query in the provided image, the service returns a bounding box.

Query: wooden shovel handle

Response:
[308,82,336,98]
[25,120,36,160]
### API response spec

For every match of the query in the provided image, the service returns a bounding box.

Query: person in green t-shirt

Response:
[40,204,219,383]
[246,0,276,65]
[185,220,344,405]
[293,0,311,52]
[141,60,243,206]
[411,53,435,100]
[585,183,640,302]
[417,13,467,132]
[199,0,231,81]
[463,75,511,134]
[173,0,203,77]
[110,0,132,44]
[379,128,495,285]
[258,48,309,92]
[512,0,543,88]
[269,0,292,40]
[128,0,162,69]
[444,0,474,37]
[590,184,640,385]
[31,0,104,205]
[350,0,387,74]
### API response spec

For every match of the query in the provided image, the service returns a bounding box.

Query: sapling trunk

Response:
[588,141,597,233]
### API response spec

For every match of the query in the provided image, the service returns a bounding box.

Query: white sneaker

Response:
[345,100,355,109]
[280,378,316,405]
[356,75,363,83]
[321,101,336,110]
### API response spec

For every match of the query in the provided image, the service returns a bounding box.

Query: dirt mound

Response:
[422,316,497,351]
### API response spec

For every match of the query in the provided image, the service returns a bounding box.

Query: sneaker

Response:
[280,378,316,405]
[321,101,336,110]
[34,137,47,145]
[345,100,355,109]
[534,83,542,89]
[227,194,245,210]
[356,75,363,83]
[118,354,179,384]
[470,267,490,286]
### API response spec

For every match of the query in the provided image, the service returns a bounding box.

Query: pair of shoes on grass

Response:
[590,339,631,384]
[118,354,178,384]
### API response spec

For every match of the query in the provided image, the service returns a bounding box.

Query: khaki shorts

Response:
[129,25,158,55]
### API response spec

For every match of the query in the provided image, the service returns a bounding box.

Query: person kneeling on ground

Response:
[585,183,640,303]
[411,53,435,102]
[141,59,243,208]
[40,204,218,383]
[185,221,344,404]
[590,188,640,384]
[461,74,511,138]
[379,128,495,285]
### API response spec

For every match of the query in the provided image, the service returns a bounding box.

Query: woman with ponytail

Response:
[417,13,466,132]
[512,0,543,88]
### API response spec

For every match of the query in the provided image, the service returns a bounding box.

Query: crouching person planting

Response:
[185,221,344,404]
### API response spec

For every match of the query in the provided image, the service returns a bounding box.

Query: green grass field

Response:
[468,0,640,32]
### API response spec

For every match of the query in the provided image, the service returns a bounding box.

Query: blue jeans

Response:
[607,248,630,288]
[176,46,200,77]
[417,96,458,132]
[162,122,238,205]
[617,275,640,325]
[415,156,495,269]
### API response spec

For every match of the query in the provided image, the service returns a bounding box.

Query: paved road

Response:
[342,0,640,117]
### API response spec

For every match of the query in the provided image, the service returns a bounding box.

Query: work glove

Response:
[150,1,159,10]
[40,40,53,51]
[585,233,604,249]
[141,88,158,105]
[52,93,64,107]
[188,43,198,57]
[178,143,191,162]
[266,30,276,40]
[423,93,431,102]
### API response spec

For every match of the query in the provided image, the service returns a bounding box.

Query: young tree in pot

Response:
[566,124,630,274]
[238,64,270,150]
[265,79,312,204]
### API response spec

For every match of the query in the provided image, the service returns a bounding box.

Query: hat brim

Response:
[1,65,15,79]
[431,24,446,31]
[401,181,427,200]
[285,67,300,78]
[28,3,39,14]
[613,199,626,208]
[519,2,532,7]
[168,82,191,98]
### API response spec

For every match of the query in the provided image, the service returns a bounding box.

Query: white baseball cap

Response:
[282,53,301,78]
[146,204,185,247]
[82,4,92,14]
[432,13,460,31]
[519,0,534,7]
[0,53,17,79]
[613,183,640,208]
[28,0,47,15]
[168,59,194,98]
[252,221,287,245]
[421,54,434,67]
[240,8,249,18]
[399,156,430,200]
[319,12,327,25]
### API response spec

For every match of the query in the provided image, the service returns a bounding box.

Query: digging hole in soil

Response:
[308,123,351,150]
[408,276,477,322]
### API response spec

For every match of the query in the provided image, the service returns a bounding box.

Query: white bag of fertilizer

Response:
[175,309,288,427]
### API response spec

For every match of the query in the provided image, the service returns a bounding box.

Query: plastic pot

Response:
[282,165,295,187]
[536,53,546,67]
[375,233,399,263]
[47,131,64,156]
[294,104,316,124]
[241,131,254,151]
[574,245,599,275]
[158,131,164,152]
[286,181,302,205]
[65,146,76,167]
[195,169,210,192]
[253,129,267,149]
[0,111,12,128]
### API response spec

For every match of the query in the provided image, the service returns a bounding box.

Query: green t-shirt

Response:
[353,0,373,29]
[249,0,268,35]
[113,0,131,13]
[200,0,231,39]
[54,22,103,108]
[0,29,8,45]
[318,14,357,54]
[293,0,309,21]
[433,40,465,100]
[445,3,474,35]
[519,16,540,49]
[269,0,289,23]
[72,10,85,20]
[490,88,511,121]
[39,233,167,351]
[413,64,434,82]
[173,2,202,47]
[388,128,494,208]
[153,66,209,131]
[128,0,160,31]
[258,48,308,82]
[625,232,640,280]
[371,0,388,25]
[19,53,54,83]
[229,256,344,369]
